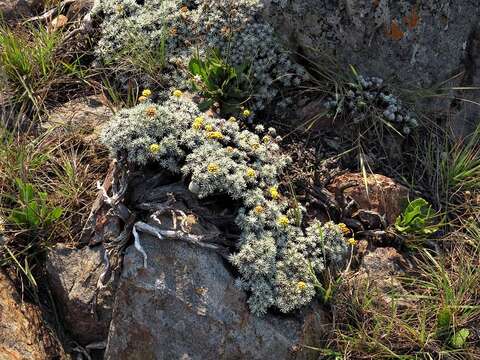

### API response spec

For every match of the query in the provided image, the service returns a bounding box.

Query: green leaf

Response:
[48,207,63,221]
[198,99,214,112]
[450,328,470,348]
[395,197,440,236]
[437,307,452,332]
[188,58,203,76]
[9,209,28,226]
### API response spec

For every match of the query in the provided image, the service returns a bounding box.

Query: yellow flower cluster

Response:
[269,186,279,199]
[226,146,234,153]
[228,116,236,123]
[262,136,271,144]
[139,88,152,103]
[207,163,220,173]
[337,222,356,246]
[207,131,224,140]
[246,168,256,178]
[338,223,351,236]
[173,89,183,98]
[347,238,357,246]
[205,124,213,132]
[192,116,204,130]
[297,281,306,290]
[149,144,160,154]
[277,215,289,227]
[243,109,251,117]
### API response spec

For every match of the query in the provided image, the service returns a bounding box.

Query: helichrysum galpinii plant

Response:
[101,94,348,315]
[92,0,305,110]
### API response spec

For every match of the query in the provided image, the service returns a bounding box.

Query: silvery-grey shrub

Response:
[92,0,305,110]
[101,95,348,315]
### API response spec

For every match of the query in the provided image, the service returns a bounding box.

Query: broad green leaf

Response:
[49,207,63,221]
[451,328,470,348]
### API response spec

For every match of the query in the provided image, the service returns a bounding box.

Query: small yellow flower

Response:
[149,144,160,154]
[246,168,256,178]
[254,205,265,215]
[207,163,220,173]
[192,116,204,130]
[226,146,234,153]
[243,109,251,117]
[204,124,214,132]
[262,136,271,144]
[269,186,279,200]
[297,281,307,290]
[138,95,148,103]
[228,116,237,123]
[207,131,224,140]
[277,215,289,227]
[142,89,152,97]
[173,89,183,98]
[338,223,351,236]
[347,238,358,246]
[115,4,124,13]
[251,143,260,151]
[145,106,157,117]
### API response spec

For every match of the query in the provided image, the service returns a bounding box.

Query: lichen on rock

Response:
[262,0,480,87]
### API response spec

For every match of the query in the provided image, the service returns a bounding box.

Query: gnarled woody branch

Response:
[92,161,227,289]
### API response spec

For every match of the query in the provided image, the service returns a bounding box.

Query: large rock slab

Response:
[263,0,479,87]
[263,0,480,135]
[105,233,327,360]
[46,244,116,345]
[0,271,65,360]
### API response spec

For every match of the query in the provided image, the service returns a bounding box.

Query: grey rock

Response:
[450,26,480,136]
[0,0,43,20]
[105,233,327,360]
[263,0,479,87]
[349,247,410,308]
[44,96,112,143]
[46,244,116,345]
[263,0,480,134]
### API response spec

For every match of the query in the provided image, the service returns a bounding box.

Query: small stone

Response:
[49,15,68,32]
[327,173,409,225]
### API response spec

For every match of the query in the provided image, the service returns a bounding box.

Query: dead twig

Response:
[22,0,77,24]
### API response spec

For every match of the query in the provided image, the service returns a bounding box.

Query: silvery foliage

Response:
[101,95,348,315]
[100,99,198,171]
[91,0,305,110]
[324,74,419,135]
